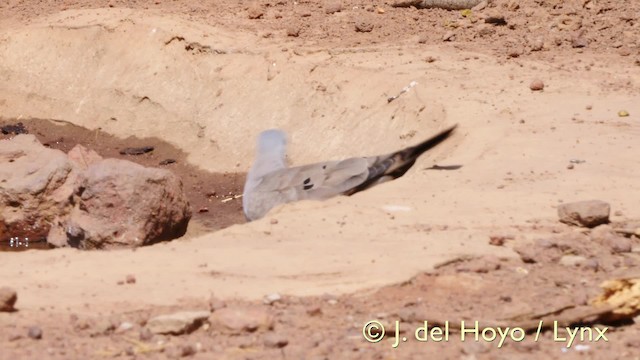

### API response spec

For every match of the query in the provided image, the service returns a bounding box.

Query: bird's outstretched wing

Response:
[243,124,457,221]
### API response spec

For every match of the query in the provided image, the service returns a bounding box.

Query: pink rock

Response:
[48,158,191,249]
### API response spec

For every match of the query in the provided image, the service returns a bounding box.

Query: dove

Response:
[242,124,457,221]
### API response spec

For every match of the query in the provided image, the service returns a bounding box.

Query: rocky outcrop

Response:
[1,134,192,249]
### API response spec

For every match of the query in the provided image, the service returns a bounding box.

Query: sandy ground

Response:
[1,0,640,358]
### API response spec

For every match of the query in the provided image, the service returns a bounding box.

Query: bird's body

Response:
[242,125,457,221]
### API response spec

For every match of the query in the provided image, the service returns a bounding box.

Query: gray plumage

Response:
[242,125,457,221]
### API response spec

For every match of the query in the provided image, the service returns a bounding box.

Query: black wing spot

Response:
[303,178,311,185]
[303,184,314,190]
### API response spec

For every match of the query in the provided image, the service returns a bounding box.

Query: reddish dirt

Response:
[0,118,247,251]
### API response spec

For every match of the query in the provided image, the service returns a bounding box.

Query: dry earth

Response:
[1,0,640,359]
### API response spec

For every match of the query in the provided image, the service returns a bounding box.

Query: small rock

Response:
[116,322,135,334]
[159,159,176,166]
[0,287,18,312]
[442,31,455,42]
[8,331,23,341]
[210,307,274,334]
[324,0,342,14]
[507,46,524,58]
[208,294,227,311]
[247,3,264,19]
[263,293,281,305]
[126,274,136,284]
[489,235,512,246]
[485,16,507,26]
[139,327,154,341]
[198,207,209,213]
[264,333,289,348]
[355,19,374,33]
[571,34,588,48]
[180,344,198,357]
[28,326,43,340]
[558,200,610,228]
[591,226,633,254]
[89,318,116,337]
[530,38,544,51]
[147,311,211,335]
[567,164,575,170]
[559,255,588,267]
[306,305,322,316]
[270,218,278,225]
[424,55,437,63]
[529,79,544,91]
[618,110,629,117]
[119,146,154,155]
[286,24,301,37]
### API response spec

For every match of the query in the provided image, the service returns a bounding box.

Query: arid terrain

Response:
[1,0,640,359]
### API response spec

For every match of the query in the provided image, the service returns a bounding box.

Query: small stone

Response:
[424,55,437,63]
[442,31,455,42]
[558,200,610,228]
[530,38,544,51]
[139,327,154,341]
[324,0,342,14]
[180,344,197,357]
[306,305,322,316]
[376,7,385,14]
[572,34,588,48]
[210,307,274,334]
[90,318,116,337]
[208,294,227,312]
[619,48,632,57]
[126,274,136,284]
[247,3,264,19]
[489,235,511,246]
[618,110,629,117]
[507,46,524,58]
[116,322,135,334]
[286,24,301,37]
[559,255,588,267]
[264,333,289,348]
[147,311,211,335]
[0,287,17,312]
[586,105,593,110]
[263,293,281,305]
[567,164,574,170]
[270,218,278,225]
[28,326,43,340]
[530,79,544,91]
[355,19,374,33]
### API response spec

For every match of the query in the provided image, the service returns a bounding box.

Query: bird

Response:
[242,124,458,221]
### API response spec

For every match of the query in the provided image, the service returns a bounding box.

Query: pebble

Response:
[0,287,17,312]
[529,79,544,91]
[210,307,273,334]
[442,31,455,42]
[28,326,43,340]
[530,38,544,51]
[355,19,374,33]
[264,333,289,348]
[247,3,264,19]
[126,274,136,284]
[559,255,587,267]
[306,305,323,316]
[147,310,211,335]
[263,293,282,305]
[286,24,301,37]
[324,0,342,14]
